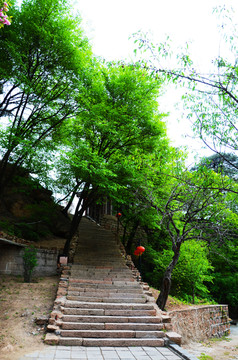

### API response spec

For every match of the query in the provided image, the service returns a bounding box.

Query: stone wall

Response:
[0,239,59,277]
[100,214,123,236]
[169,305,230,344]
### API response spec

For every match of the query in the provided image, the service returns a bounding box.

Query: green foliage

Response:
[143,240,214,303]
[194,153,238,180]
[0,220,15,235]
[54,61,171,248]
[0,0,92,193]
[14,221,50,241]
[198,354,214,360]
[172,241,214,303]
[23,245,37,282]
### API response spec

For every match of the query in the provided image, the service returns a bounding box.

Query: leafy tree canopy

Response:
[0,0,93,194]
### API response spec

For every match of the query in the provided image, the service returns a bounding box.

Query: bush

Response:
[23,245,38,283]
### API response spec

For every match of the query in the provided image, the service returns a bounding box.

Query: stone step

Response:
[59,337,165,347]
[67,286,143,294]
[45,217,177,348]
[69,279,137,285]
[71,266,132,272]
[70,270,133,275]
[64,301,155,310]
[62,315,162,324]
[70,268,131,272]
[73,258,124,261]
[62,307,156,317]
[66,295,147,303]
[67,291,144,298]
[71,273,135,282]
[68,281,141,289]
[61,322,164,331]
[60,329,165,339]
[69,276,135,281]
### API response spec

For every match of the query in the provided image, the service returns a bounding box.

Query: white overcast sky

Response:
[72,0,238,164]
[74,0,223,62]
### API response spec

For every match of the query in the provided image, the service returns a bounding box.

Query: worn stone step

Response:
[59,337,165,347]
[71,267,130,272]
[67,286,143,294]
[62,307,156,317]
[64,301,155,310]
[68,281,141,289]
[46,217,175,348]
[71,268,131,272]
[60,329,165,338]
[66,295,147,303]
[73,259,125,262]
[61,322,164,331]
[70,272,132,276]
[70,267,132,273]
[67,291,144,299]
[62,315,162,324]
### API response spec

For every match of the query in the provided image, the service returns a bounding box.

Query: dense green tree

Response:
[194,153,238,180]
[132,10,238,312]
[0,0,92,196]
[172,240,214,303]
[54,62,170,256]
[147,168,238,310]
[144,240,214,304]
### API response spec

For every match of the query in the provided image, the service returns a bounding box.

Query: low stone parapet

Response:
[0,238,59,276]
[168,304,230,344]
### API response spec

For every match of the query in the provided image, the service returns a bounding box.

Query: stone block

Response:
[47,324,59,332]
[44,333,59,345]
[35,316,49,325]
[166,331,182,345]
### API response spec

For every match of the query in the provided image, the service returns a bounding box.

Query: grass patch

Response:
[198,353,214,360]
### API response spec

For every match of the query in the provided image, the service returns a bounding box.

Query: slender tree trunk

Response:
[156,241,181,310]
[61,187,79,217]
[192,283,195,304]
[125,220,139,253]
[63,182,95,257]
[0,153,12,197]
[63,192,86,256]
[122,223,128,246]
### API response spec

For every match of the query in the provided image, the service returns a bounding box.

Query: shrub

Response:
[23,246,38,283]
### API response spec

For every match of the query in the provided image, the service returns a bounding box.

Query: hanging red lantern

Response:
[116,212,122,218]
[136,246,145,254]
[134,246,145,256]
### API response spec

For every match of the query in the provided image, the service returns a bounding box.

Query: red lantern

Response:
[136,246,145,254]
[134,246,145,256]
[116,212,122,218]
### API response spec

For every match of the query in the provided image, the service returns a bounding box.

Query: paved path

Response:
[18,346,184,360]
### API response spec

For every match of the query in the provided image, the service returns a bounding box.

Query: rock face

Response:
[0,166,71,241]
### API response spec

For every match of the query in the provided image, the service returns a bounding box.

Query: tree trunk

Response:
[63,183,97,257]
[0,155,25,198]
[61,188,78,217]
[63,196,86,256]
[192,283,195,304]
[122,223,128,246]
[156,241,181,310]
[125,220,139,253]
[0,153,12,197]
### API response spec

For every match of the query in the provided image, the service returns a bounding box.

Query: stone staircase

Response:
[45,217,181,346]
